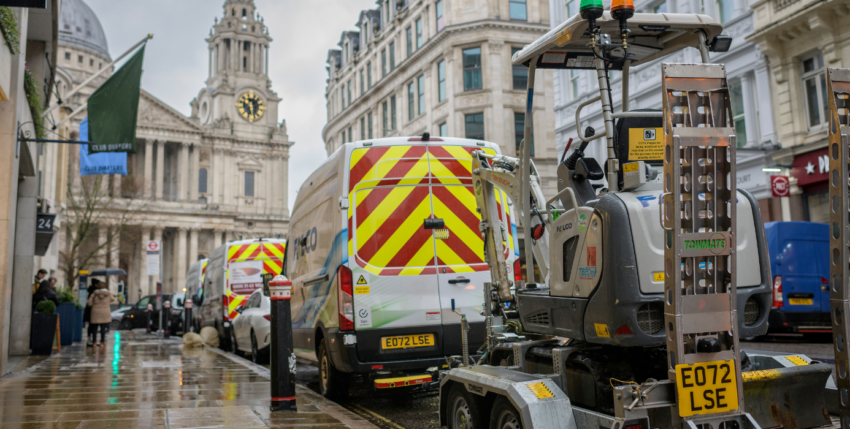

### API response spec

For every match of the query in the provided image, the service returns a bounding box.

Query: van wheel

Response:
[317,340,347,399]
[489,396,521,429]
[448,383,482,429]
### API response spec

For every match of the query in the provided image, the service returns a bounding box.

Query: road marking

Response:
[348,403,406,429]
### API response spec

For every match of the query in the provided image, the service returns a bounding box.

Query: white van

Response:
[196,238,286,349]
[287,136,520,397]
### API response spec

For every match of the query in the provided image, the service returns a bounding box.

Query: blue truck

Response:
[765,221,831,334]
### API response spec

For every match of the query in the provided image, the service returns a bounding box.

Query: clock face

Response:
[237,91,265,123]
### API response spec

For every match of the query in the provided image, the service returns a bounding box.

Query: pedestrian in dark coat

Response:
[32,281,58,309]
[84,279,100,346]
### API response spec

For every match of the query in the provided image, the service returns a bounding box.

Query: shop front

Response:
[791,148,830,223]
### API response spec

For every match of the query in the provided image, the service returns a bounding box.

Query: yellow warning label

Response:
[356,275,368,285]
[527,382,555,399]
[594,323,611,338]
[556,29,571,47]
[653,272,665,282]
[434,229,450,240]
[623,162,640,173]
[354,286,370,295]
[628,128,664,161]
[786,356,809,366]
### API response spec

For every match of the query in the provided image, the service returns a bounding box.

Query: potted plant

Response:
[56,287,75,345]
[31,301,57,355]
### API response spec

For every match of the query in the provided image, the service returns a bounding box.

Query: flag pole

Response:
[42,34,153,118]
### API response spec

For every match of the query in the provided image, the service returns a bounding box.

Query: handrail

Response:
[546,187,579,221]
[576,96,605,143]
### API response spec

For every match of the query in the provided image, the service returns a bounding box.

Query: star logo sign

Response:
[805,162,815,174]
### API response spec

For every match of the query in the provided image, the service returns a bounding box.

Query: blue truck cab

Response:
[765,221,831,334]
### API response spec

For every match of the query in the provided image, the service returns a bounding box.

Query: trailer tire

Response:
[448,384,483,429]
[489,396,521,429]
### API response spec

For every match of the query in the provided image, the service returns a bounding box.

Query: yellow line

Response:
[349,403,406,429]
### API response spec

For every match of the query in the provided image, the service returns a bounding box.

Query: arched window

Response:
[242,8,247,18]
[198,168,208,193]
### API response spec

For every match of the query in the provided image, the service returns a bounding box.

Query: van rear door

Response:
[779,237,825,314]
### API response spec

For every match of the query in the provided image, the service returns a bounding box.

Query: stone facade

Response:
[322,0,559,196]
[53,0,290,302]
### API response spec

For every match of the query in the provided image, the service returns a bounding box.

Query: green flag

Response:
[87,45,145,154]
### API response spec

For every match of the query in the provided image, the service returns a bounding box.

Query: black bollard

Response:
[269,275,296,412]
[146,304,153,333]
[163,300,171,338]
[184,299,193,333]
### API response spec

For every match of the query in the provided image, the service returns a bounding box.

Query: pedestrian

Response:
[32,269,47,295]
[86,282,113,347]
[32,278,58,309]
[84,279,100,346]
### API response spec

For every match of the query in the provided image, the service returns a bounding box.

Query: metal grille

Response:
[827,68,850,429]
[744,297,760,326]
[525,310,551,326]
[637,302,664,334]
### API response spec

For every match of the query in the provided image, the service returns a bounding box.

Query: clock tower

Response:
[193,0,282,141]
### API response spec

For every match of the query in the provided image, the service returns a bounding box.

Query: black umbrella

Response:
[89,268,127,277]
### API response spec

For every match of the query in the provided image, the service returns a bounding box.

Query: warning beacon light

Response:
[579,0,604,35]
[611,0,635,41]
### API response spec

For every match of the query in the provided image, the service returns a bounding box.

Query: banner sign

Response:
[146,240,161,276]
[229,260,264,295]
[0,1,47,7]
[79,118,127,176]
[87,45,145,154]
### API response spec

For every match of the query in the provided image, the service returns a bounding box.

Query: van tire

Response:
[318,340,347,399]
[448,383,483,429]
[219,325,232,351]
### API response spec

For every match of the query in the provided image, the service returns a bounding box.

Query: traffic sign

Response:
[771,175,790,197]
[146,240,161,276]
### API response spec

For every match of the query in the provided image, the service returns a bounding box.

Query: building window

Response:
[360,69,365,96]
[89,59,94,66]
[715,0,734,22]
[382,50,387,77]
[64,52,70,60]
[439,122,447,137]
[512,47,528,90]
[408,82,416,121]
[436,0,444,31]
[347,81,352,105]
[653,1,668,12]
[342,130,346,144]
[418,75,425,114]
[389,42,396,71]
[391,95,397,131]
[514,112,534,156]
[406,27,413,57]
[570,70,579,99]
[728,79,747,147]
[244,171,255,197]
[348,126,353,143]
[463,47,482,91]
[198,168,208,194]
[438,60,446,102]
[363,23,368,46]
[465,113,484,140]
[368,111,373,138]
[802,52,827,129]
[341,87,346,109]
[243,56,248,71]
[78,55,83,63]
[367,62,372,88]
[361,117,366,140]
[416,18,423,49]
[510,0,528,20]
[383,101,389,136]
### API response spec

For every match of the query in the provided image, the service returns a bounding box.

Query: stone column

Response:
[214,229,223,249]
[108,227,120,295]
[190,145,200,202]
[155,141,165,201]
[281,156,289,215]
[179,142,190,201]
[9,176,38,356]
[176,228,188,294]
[139,227,150,298]
[152,227,163,288]
[189,228,199,266]
[144,140,153,199]
[486,40,506,151]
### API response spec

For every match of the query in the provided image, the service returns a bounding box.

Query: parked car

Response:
[186,259,208,333]
[119,293,185,332]
[231,288,271,364]
[110,306,132,329]
[765,221,831,334]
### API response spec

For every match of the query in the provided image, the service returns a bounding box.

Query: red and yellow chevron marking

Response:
[225,241,286,319]
[347,145,500,276]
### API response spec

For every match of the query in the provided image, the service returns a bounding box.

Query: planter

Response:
[73,307,83,342]
[31,313,57,355]
[57,302,75,345]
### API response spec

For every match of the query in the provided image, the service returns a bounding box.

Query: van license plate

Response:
[789,298,813,305]
[381,334,435,350]
[675,360,739,417]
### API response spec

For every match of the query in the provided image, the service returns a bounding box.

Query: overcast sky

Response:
[86,0,377,209]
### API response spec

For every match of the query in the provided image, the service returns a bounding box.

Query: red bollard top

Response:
[185,299,193,309]
[147,304,153,311]
[269,275,292,300]
[163,300,171,309]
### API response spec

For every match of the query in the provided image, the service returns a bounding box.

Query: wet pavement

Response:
[0,330,376,429]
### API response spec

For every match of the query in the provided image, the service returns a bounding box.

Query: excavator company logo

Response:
[684,234,727,255]
[492,175,512,188]
[555,223,572,233]
[466,384,485,395]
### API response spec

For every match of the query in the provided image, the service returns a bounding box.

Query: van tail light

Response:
[338,265,354,331]
[772,276,783,308]
[263,314,271,321]
[222,295,230,322]
[513,259,522,282]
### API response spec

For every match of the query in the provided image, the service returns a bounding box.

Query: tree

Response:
[59,173,146,288]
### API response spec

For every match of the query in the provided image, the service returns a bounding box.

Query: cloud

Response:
[86,0,377,210]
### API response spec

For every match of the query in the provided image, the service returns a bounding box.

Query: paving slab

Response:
[0,331,376,429]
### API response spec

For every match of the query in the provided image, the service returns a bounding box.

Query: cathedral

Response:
[50,0,291,302]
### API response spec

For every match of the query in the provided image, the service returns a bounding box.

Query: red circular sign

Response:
[771,175,790,197]
[146,241,160,252]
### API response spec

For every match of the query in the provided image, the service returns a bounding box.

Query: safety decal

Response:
[578,213,588,232]
[225,241,286,319]
[785,356,809,366]
[594,323,611,338]
[587,247,596,267]
[356,274,368,285]
[356,307,372,328]
[653,272,665,282]
[578,267,597,280]
[527,382,555,399]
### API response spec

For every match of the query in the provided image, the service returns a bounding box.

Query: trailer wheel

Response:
[448,384,482,429]
[489,396,521,429]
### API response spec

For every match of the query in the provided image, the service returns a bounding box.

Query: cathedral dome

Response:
[58,0,110,60]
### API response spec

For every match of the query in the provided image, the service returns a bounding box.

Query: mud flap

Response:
[742,363,832,429]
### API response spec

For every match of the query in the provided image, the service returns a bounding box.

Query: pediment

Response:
[137,90,203,132]
[237,155,264,170]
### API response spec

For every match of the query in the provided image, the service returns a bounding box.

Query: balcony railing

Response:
[775,0,800,12]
